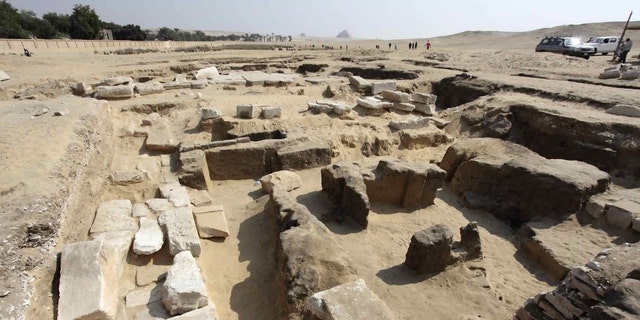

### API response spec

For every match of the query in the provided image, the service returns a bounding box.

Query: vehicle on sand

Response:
[584,36,620,55]
[535,36,595,59]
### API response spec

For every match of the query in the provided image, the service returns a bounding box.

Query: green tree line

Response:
[0,1,291,42]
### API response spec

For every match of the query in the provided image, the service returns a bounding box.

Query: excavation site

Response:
[1,31,640,320]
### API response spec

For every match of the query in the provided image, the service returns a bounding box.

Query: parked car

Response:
[584,36,620,55]
[535,36,596,59]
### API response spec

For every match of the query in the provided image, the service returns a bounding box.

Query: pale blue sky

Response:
[9,0,639,39]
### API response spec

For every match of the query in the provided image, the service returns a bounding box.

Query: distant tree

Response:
[116,24,146,40]
[69,4,101,39]
[18,10,57,39]
[288,35,292,42]
[0,0,28,38]
[157,27,176,40]
[43,12,70,37]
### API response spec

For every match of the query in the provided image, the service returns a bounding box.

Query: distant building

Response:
[100,29,114,40]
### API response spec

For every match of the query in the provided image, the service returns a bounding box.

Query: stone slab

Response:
[159,182,191,207]
[262,106,282,119]
[192,205,230,238]
[136,264,170,287]
[126,284,163,308]
[58,241,118,320]
[146,123,179,153]
[186,189,214,207]
[132,203,152,218]
[171,305,219,319]
[194,66,219,80]
[158,206,201,256]
[110,170,146,185]
[95,85,134,100]
[146,198,173,214]
[162,251,209,315]
[371,81,397,94]
[381,90,411,102]
[389,117,431,130]
[412,92,438,104]
[307,279,394,320]
[90,199,135,235]
[135,82,164,96]
[133,217,164,255]
[237,104,262,119]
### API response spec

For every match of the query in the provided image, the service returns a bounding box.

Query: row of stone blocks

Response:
[356,90,438,116]
[57,181,226,319]
[321,159,446,228]
[514,243,640,320]
[586,188,640,233]
[262,170,394,319]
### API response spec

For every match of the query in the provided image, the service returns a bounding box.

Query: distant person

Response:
[23,48,31,57]
[426,40,431,50]
[389,42,392,49]
[619,38,633,63]
[408,42,412,50]
[394,44,397,50]
[414,41,418,49]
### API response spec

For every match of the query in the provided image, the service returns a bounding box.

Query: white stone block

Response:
[371,81,396,94]
[262,106,282,119]
[193,205,230,238]
[135,82,164,96]
[194,66,219,80]
[159,182,191,207]
[126,284,163,308]
[162,251,209,315]
[237,104,262,119]
[201,107,222,120]
[90,199,135,235]
[307,279,394,320]
[146,198,173,214]
[158,206,201,256]
[389,117,431,130]
[96,85,134,100]
[133,217,164,255]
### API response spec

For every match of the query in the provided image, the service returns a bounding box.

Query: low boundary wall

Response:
[0,39,220,53]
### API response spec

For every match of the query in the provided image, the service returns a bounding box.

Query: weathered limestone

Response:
[348,75,372,90]
[412,92,438,104]
[98,76,133,86]
[620,69,640,80]
[277,142,332,171]
[136,264,170,287]
[413,103,436,116]
[141,112,161,126]
[72,82,92,96]
[307,279,394,320]
[109,170,146,185]
[134,82,164,96]
[186,188,214,207]
[132,203,151,218]
[158,206,201,256]
[606,104,640,118]
[207,73,246,85]
[178,150,211,191]
[201,107,221,122]
[392,102,416,112]
[90,200,135,235]
[389,117,431,130]
[171,305,219,320]
[194,66,219,80]
[440,138,610,223]
[316,100,353,115]
[371,81,397,94]
[356,97,393,110]
[133,217,164,255]
[260,170,302,194]
[262,106,282,119]
[400,127,453,150]
[192,205,230,238]
[514,243,640,320]
[95,85,134,99]
[146,122,179,153]
[405,224,454,274]
[163,82,192,90]
[162,251,209,315]
[460,222,482,260]
[159,182,191,207]
[237,104,262,119]
[606,199,639,229]
[190,80,207,89]
[146,198,172,214]
[307,102,333,114]
[381,90,411,103]
[322,160,446,228]
[58,241,118,320]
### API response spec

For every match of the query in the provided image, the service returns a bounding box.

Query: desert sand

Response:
[0,22,639,320]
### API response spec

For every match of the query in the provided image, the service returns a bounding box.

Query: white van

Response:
[585,36,620,55]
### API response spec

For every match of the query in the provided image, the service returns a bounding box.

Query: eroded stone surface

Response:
[405,224,454,274]
[90,199,135,235]
[158,206,201,256]
[192,205,230,238]
[307,279,394,320]
[162,251,209,315]
[260,170,302,194]
[133,217,164,255]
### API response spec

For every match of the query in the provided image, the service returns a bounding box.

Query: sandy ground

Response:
[0,33,639,320]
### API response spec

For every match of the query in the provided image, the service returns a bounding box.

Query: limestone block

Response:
[237,104,262,119]
[146,198,173,214]
[598,69,620,79]
[348,75,371,90]
[307,102,333,114]
[95,85,134,100]
[389,117,430,130]
[430,117,451,128]
[381,90,410,102]
[260,170,302,194]
[586,197,607,218]
[90,200,135,235]
[58,241,118,320]
[90,231,134,278]
[175,74,188,82]
[208,73,247,85]
[400,128,453,150]
[317,100,352,115]
[371,81,397,94]
[606,104,640,118]
[146,123,179,153]
[544,292,584,319]
[72,82,92,96]
[412,92,438,104]
[307,279,394,320]
[413,103,436,115]
[392,102,416,112]
[162,251,209,315]
[159,182,191,207]
[163,82,192,90]
[277,142,332,171]
[134,301,170,320]
[126,284,163,308]
[186,189,214,207]
[357,97,392,110]
[606,200,637,229]
[194,66,219,80]
[178,150,211,191]
[132,203,151,218]
[158,206,201,256]
[201,107,222,120]
[141,112,161,126]
[171,305,219,319]
[135,82,164,96]
[98,76,133,86]
[262,106,282,119]
[133,217,164,255]
[620,69,640,80]
[190,80,208,89]
[192,205,230,238]
[109,170,146,185]
[404,224,454,274]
